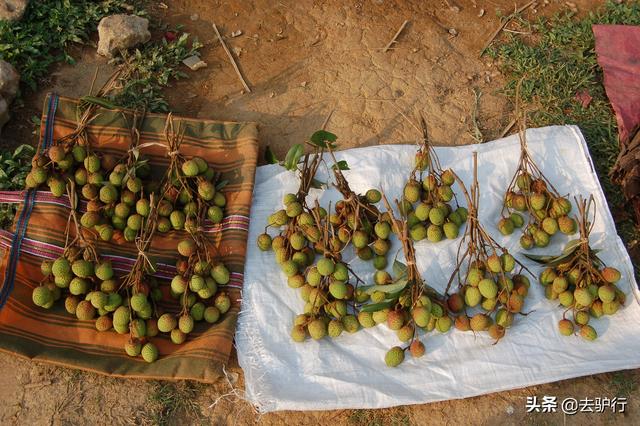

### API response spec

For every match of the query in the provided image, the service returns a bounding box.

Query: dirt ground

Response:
[0,0,638,425]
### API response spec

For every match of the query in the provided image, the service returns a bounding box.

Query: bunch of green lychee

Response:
[257,192,363,341]
[76,154,157,244]
[160,155,226,234]
[34,248,162,362]
[163,237,231,345]
[535,240,625,341]
[376,292,450,367]
[403,166,468,243]
[499,172,577,249]
[447,252,530,341]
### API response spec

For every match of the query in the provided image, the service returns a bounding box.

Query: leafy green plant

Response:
[0,0,142,91]
[488,1,640,245]
[0,144,35,228]
[107,33,203,112]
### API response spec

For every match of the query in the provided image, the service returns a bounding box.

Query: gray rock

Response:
[0,96,9,132]
[0,60,19,102]
[0,0,28,22]
[97,14,151,57]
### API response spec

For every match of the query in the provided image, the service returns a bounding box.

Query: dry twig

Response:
[383,20,410,52]
[212,23,252,93]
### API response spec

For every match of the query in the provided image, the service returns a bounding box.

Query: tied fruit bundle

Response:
[526,196,625,341]
[257,132,370,342]
[159,118,227,236]
[402,118,468,243]
[447,153,532,342]
[498,125,577,249]
[359,194,450,368]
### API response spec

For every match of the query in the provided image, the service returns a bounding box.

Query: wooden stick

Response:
[212,23,252,93]
[383,20,409,53]
[479,0,536,56]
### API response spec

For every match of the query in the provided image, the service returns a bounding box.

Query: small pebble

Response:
[190,13,199,21]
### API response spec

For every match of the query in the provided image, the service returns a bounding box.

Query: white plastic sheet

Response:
[236,126,640,412]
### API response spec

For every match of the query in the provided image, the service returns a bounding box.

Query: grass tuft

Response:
[488,1,640,251]
[145,381,204,426]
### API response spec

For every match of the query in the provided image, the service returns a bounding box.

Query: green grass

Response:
[0,144,35,228]
[107,32,202,112]
[488,1,640,248]
[145,381,204,426]
[610,371,638,398]
[0,0,143,92]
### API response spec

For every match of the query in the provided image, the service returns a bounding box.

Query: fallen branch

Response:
[383,20,409,53]
[479,0,536,56]
[212,23,252,93]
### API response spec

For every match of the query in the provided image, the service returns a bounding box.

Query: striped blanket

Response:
[0,94,258,382]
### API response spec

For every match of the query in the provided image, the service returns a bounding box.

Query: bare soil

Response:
[1,1,638,425]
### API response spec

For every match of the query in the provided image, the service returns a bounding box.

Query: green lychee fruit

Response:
[598,285,615,303]
[99,184,118,204]
[574,310,590,325]
[317,258,335,276]
[574,287,594,307]
[286,201,303,218]
[130,318,147,338]
[542,217,558,235]
[386,310,404,330]
[410,224,427,241]
[130,293,149,312]
[90,291,108,309]
[428,207,445,226]
[214,292,231,314]
[158,314,178,333]
[478,279,498,299]
[52,257,71,277]
[113,306,130,328]
[552,276,568,294]
[307,319,327,340]
[204,306,221,323]
[486,254,502,273]
[76,300,96,320]
[464,281,480,308]
[72,259,94,278]
[291,325,306,342]
[436,316,452,333]
[48,177,66,197]
[94,261,114,281]
[357,311,375,328]
[257,233,272,251]
[182,160,200,176]
[385,346,405,367]
[602,300,620,315]
[520,234,534,249]
[558,216,577,234]
[342,315,359,333]
[426,224,443,242]
[374,221,391,239]
[327,319,344,338]
[470,313,490,331]
[501,253,515,273]
[40,260,53,277]
[579,324,597,341]
[365,189,382,204]
[497,217,514,235]
[125,339,142,356]
[32,286,53,307]
[443,222,459,239]
[179,315,195,334]
[403,180,421,203]
[141,342,159,362]
[558,319,574,336]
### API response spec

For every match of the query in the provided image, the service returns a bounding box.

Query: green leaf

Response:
[362,278,409,295]
[12,144,34,159]
[283,144,304,171]
[215,180,228,191]
[523,253,557,264]
[393,260,408,278]
[360,299,396,313]
[562,239,582,255]
[265,146,279,164]
[309,130,337,148]
[332,160,349,171]
[310,178,326,189]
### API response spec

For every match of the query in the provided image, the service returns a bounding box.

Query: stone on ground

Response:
[0,0,28,22]
[97,14,151,57]
[0,60,20,102]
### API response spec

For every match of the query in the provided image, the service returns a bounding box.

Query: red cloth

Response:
[593,24,640,143]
